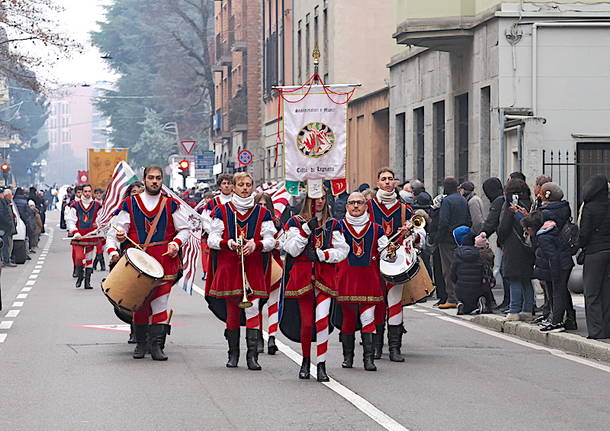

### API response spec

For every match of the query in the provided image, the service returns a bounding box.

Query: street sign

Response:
[180,140,197,154]
[237,149,253,166]
[195,151,215,170]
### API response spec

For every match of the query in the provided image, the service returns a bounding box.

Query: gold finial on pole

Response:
[313,46,320,78]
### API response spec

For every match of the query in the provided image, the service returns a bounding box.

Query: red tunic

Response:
[206,203,271,299]
[70,200,102,246]
[336,220,385,304]
[284,217,340,298]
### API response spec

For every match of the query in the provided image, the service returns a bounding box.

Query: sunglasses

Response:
[347,200,366,206]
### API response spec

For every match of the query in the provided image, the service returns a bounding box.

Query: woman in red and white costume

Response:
[206,172,277,371]
[106,166,191,361]
[281,194,349,382]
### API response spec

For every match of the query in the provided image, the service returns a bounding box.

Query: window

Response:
[395,113,406,181]
[480,86,491,181]
[433,101,445,193]
[314,7,319,50]
[413,107,424,181]
[455,93,469,183]
[297,21,302,83]
[305,14,310,77]
[323,7,328,78]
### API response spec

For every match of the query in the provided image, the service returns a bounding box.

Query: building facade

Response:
[286,0,394,188]
[212,0,263,179]
[390,0,610,201]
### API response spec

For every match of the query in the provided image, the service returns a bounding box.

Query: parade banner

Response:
[283,85,348,182]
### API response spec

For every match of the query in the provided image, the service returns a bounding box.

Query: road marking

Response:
[21,287,32,292]
[412,308,427,313]
[32,269,41,274]
[5,310,19,318]
[191,285,409,431]
[0,334,6,343]
[25,280,36,286]
[12,302,24,307]
[28,274,38,279]
[16,294,28,299]
[434,315,610,374]
[0,321,14,329]
[423,312,439,316]
[35,265,42,269]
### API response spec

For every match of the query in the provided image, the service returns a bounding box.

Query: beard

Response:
[145,185,161,195]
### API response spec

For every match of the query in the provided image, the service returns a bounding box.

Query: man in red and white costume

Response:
[68,185,83,278]
[206,172,276,371]
[106,166,191,361]
[337,192,392,372]
[199,174,233,279]
[367,167,413,362]
[66,184,102,289]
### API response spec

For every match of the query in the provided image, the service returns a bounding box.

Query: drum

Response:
[379,245,420,285]
[401,257,436,306]
[101,248,165,313]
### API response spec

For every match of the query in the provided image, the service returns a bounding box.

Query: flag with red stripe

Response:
[95,161,138,232]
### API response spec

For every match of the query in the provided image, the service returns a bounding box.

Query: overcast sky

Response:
[44,0,117,86]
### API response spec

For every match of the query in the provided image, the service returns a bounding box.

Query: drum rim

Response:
[124,248,164,279]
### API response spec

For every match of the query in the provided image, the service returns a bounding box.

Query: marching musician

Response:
[92,188,106,272]
[106,166,191,361]
[67,185,83,278]
[206,172,276,371]
[367,167,413,362]
[336,192,392,372]
[281,194,349,382]
[65,184,103,290]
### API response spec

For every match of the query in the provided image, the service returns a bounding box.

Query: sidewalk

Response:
[417,287,610,364]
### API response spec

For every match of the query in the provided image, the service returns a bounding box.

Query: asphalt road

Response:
[1,211,609,431]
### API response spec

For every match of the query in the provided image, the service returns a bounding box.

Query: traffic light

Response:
[178,159,189,188]
[1,163,9,183]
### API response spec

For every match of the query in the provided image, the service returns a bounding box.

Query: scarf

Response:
[376,189,397,206]
[219,193,232,204]
[232,193,254,213]
[80,197,93,207]
[345,213,369,233]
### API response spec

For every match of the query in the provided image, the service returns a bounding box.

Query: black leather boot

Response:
[84,268,93,289]
[317,362,329,382]
[133,324,148,359]
[72,265,78,278]
[388,324,406,362]
[128,323,137,344]
[373,323,385,359]
[149,324,169,361]
[299,357,311,379]
[245,328,261,370]
[74,266,84,288]
[98,254,106,271]
[225,329,240,368]
[257,330,264,353]
[362,332,377,371]
[340,333,355,368]
[267,335,278,355]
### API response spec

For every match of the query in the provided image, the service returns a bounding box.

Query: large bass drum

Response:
[379,245,420,285]
[101,248,164,313]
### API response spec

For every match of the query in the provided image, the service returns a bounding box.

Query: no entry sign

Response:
[237,149,253,166]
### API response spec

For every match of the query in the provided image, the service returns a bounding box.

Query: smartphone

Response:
[512,194,519,206]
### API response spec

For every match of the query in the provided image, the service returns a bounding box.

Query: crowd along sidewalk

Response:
[416,291,610,364]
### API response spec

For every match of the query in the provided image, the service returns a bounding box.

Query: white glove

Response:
[72,232,82,240]
[227,239,239,251]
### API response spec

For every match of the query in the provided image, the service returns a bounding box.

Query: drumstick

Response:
[110,225,144,251]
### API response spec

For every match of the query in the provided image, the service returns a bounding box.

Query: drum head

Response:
[125,248,164,279]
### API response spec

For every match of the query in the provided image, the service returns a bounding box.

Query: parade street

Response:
[0,212,607,431]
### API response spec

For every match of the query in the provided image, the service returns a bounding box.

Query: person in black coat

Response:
[436,177,472,308]
[578,175,610,339]
[497,178,535,321]
[533,183,576,332]
[0,188,16,266]
[13,188,35,252]
[450,226,494,315]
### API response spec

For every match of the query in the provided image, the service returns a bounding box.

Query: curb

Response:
[470,314,610,363]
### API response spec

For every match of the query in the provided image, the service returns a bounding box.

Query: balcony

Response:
[394,17,474,52]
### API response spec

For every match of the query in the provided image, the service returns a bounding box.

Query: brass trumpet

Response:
[411,214,426,229]
[234,218,253,309]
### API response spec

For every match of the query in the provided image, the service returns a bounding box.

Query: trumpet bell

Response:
[411,214,426,229]
[239,300,253,309]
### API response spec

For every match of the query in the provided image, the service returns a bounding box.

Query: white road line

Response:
[5,310,20,318]
[189,284,409,431]
[435,315,610,374]
[12,302,24,307]
[412,308,428,313]
[28,274,38,279]
[16,294,28,299]
[32,269,41,274]
[35,265,42,269]
[21,287,32,292]
[0,334,6,343]
[423,312,439,316]
[0,321,14,330]
[25,280,36,286]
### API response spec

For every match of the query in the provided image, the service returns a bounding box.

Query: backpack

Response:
[560,218,580,255]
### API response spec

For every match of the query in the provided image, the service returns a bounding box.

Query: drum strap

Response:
[143,197,167,249]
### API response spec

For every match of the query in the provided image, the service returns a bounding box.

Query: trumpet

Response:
[234,219,253,309]
[411,214,426,229]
